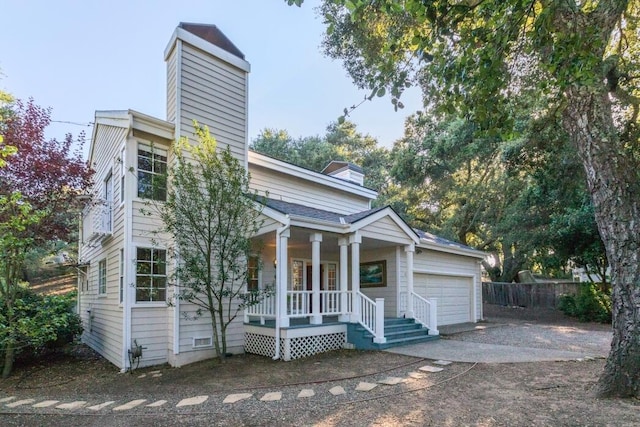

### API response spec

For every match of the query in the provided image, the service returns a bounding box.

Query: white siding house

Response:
[78,22,485,371]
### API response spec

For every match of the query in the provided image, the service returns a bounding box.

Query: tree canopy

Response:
[251,120,392,194]
[288,0,640,397]
[0,99,93,243]
[0,97,92,377]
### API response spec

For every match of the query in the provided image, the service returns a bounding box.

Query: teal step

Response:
[346,317,439,350]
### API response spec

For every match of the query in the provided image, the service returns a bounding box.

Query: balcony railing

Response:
[83,199,112,242]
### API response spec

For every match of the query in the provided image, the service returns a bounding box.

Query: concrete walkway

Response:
[387,320,611,363]
[386,339,601,363]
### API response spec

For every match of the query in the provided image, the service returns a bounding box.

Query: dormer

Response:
[321,160,365,186]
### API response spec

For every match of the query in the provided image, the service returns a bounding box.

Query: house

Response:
[78,23,485,370]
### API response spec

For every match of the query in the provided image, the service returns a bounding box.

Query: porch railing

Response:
[244,293,277,318]
[243,289,357,322]
[357,292,385,344]
[287,290,311,317]
[319,290,351,315]
[400,291,439,335]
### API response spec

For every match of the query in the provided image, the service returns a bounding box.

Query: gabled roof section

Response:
[255,197,483,257]
[248,151,378,201]
[348,205,420,244]
[178,22,245,59]
[256,198,419,243]
[414,229,486,259]
[89,110,174,163]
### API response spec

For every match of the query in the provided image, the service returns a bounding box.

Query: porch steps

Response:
[346,318,438,350]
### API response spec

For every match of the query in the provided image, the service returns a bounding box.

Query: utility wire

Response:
[51,120,94,127]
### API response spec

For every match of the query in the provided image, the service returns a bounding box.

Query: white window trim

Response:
[135,141,168,202]
[290,259,339,290]
[119,248,124,306]
[247,255,262,291]
[119,143,126,206]
[98,258,107,296]
[133,246,168,304]
[103,171,113,234]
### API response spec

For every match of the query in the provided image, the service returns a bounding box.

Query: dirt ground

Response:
[1,305,638,426]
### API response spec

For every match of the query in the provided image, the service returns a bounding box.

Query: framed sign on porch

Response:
[360,260,387,288]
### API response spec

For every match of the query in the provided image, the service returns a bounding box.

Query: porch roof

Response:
[414,229,486,259]
[256,198,484,257]
[260,197,386,225]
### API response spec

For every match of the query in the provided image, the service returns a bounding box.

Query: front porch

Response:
[243,287,439,360]
[243,200,440,360]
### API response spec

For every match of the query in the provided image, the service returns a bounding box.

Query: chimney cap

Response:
[178,22,245,59]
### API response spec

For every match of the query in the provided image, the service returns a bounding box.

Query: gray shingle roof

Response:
[257,198,480,254]
[414,229,477,251]
[259,198,384,225]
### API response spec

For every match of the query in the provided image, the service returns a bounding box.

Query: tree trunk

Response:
[2,344,15,379]
[563,87,640,397]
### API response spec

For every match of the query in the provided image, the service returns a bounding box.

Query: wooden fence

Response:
[482,281,580,308]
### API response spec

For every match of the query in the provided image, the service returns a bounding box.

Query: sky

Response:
[0,0,422,156]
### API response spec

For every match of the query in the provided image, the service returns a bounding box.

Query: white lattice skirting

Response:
[244,325,347,361]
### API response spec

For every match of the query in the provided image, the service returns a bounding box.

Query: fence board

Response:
[482,282,580,308]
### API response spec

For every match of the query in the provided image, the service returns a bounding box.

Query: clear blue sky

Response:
[0,0,421,155]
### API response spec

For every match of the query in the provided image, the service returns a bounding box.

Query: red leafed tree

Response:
[0,99,93,243]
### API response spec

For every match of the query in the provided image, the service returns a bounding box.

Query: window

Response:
[135,247,167,302]
[80,266,88,292]
[327,263,337,291]
[103,172,113,232]
[247,256,260,291]
[292,260,304,291]
[98,259,107,295]
[137,143,167,201]
[119,249,124,304]
[120,146,126,203]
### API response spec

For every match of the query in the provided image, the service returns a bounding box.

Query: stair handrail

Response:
[411,292,439,336]
[357,292,386,344]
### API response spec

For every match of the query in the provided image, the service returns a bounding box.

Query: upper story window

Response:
[103,172,113,233]
[137,143,167,201]
[120,146,126,203]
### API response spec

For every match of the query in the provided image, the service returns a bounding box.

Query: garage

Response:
[414,274,474,326]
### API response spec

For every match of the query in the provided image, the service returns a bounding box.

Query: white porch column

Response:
[279,228,290,327]
[310,233,323,325]
[405,244,415,319]
[349,232,362,323]
[338,237,349,322]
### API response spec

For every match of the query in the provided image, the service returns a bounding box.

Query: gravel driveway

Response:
[387,304,612,363]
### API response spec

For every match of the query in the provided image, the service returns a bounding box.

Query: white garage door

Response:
[414,274,473,326]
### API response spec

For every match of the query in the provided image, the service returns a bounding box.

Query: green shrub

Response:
[558,282,612,323]
[0,289,83,367]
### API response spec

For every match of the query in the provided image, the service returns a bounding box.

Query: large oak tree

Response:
[289,0,640,397]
